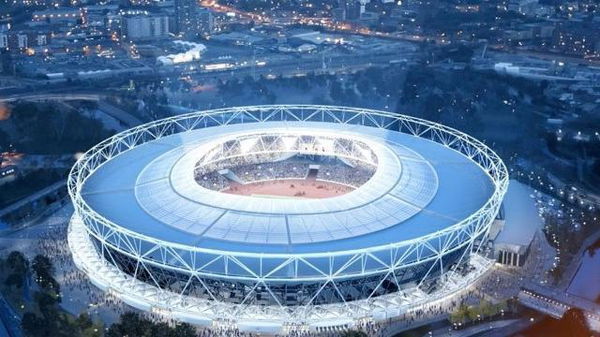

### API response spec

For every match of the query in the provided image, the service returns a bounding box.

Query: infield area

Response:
[223,179,355,199]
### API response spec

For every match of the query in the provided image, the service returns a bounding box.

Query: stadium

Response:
[67,105,508,332]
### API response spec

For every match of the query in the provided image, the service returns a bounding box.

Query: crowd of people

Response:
[195,152,284,177]
[33,213,490,337]
[195,154,376,192]
[196,171,231,191]
[476,232,556,302]
[231,161,310,183]
[316,163,375,187]
[192,133,380,193]
[35,211,128,324]
[22,196,559,337]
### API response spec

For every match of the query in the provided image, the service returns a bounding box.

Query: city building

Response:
[332,7,346,21]
[507,0,539,15]
[122,14,169,41]
[359,11,379,24]
[175,0,200,38]
[492,181,543,267]
[0,31,50,50]
[553,22,600,58]
[0,33,7,50]
[156,40,206,65]
[503,23,554,42]
[340,0,361,20]
[198,8,215,36]
[31,8,87,25]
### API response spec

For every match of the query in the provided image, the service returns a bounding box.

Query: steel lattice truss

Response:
[67,105,509,328]
[195,132,378,170]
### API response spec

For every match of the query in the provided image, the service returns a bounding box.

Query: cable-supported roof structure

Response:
[68,105,509,331]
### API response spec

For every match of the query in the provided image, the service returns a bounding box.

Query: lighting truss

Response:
[195,132,378,169]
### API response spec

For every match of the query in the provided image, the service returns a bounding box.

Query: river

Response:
[567,238,600,303]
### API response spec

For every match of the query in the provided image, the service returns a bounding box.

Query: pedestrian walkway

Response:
[0,181,66,219]
[423,319,520,337]
[519,284,600,321]
[0,320,9,337]
[0,294,22,337]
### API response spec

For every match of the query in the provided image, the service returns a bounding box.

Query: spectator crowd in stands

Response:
[195,153,376,192]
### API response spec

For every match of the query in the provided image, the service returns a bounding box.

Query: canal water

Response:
[567,239,600,303]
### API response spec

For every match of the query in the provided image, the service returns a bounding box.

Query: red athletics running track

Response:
[222,179,354,199]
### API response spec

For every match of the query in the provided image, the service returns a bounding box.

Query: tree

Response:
[5,101,112,154]
[330,81,344,102]
[22,312,46,337]
[480,300,497,318]
[264,89,277,104]
[32,255,59,292]
[0,128,10,150]
[4,272,24,289]
[171,323,197,337]
[35,291,60,316]
[422,93,444,121]
[75,313,93,331]
[32,255,52,275]
[106,312,152,337]
[7,251,28,273]
[357,78,371,96]
[5,251,28,289]
[444,45,475,63]
[107,312,197,337]
[449,304,470,324]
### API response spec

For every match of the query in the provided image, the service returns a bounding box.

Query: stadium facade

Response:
[67,105,508,332]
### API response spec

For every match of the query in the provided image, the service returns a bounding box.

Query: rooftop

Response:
[494,180,543,253]
[81,121,495,254]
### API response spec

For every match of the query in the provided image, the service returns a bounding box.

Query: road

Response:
[0,181,66,219]
[0,319,7,337]
[183,51,416,82]
[97,101,144,127]
[200,0,445,44]
[381,315,448,337]
[0,93,103,103]
[0,294,22,337]
[423,319,521,337]
[0,50,414,108]
[489,47,600,66]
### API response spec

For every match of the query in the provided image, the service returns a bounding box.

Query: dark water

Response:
[516,239,600,337]
[568,239,600,303]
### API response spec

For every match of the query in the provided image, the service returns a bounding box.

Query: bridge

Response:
[518,284,600,332]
